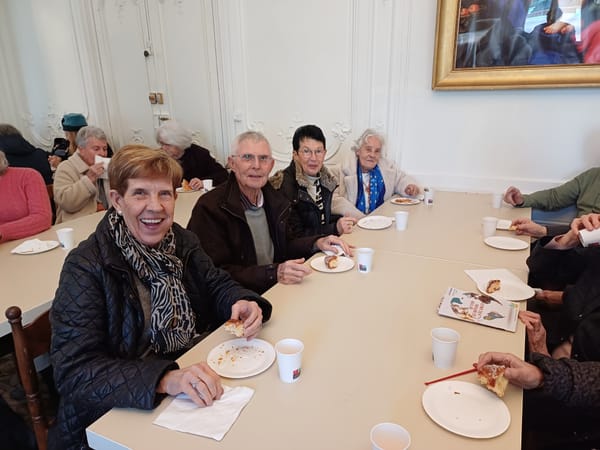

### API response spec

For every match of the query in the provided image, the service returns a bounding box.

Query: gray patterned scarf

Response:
[108,209,196,354]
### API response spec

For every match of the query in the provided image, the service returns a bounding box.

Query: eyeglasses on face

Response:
[298,148,325,157]
[231,153,273,164]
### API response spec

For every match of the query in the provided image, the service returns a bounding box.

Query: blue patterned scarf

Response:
[356,163,386,214]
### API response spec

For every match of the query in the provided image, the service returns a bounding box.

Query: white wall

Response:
[1,0,599,194]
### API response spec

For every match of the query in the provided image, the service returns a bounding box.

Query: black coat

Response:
[187,173,320,294]
[270,161,341,237]
[49,211,271,450]
[180,143,229,186]
[0,133,53,184]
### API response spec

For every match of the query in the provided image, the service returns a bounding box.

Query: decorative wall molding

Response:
[73,0,123,146]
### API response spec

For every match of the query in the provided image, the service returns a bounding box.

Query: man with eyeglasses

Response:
[187,130,352,294]
[270,124,356,237]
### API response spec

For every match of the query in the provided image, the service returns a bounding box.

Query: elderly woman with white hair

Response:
[332,129,421,218]
[156,120,228,191]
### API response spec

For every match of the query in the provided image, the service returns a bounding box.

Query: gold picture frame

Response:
[432,0,600,90]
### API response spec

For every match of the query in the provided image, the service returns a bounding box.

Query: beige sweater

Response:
[53,151,110,224]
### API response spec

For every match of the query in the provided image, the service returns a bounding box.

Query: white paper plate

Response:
[391,197,420,205]
[477,278,535,302]
[207,338,275,379]
[422,380,510,439]
[357,215,393,230]
[11,240,60,255]
[176,187,196,193]
[310,255,355,273]
[484,236,528,251]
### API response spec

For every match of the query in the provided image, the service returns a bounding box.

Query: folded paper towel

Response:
[153,385,254,441]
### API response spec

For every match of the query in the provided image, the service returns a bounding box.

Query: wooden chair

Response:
[46,184,56,224]
[5,306,52,450]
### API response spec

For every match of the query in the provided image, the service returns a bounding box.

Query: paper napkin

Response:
[11,239,57,254]
[153,385,254,441]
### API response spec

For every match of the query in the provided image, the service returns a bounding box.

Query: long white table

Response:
[0,190,202,335]
[87,192,530,450]
[346,191,531,272]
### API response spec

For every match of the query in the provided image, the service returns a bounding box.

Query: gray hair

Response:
[156,120,193,150]
[0,124,21,137]
[231,131,271,156]
[76,126,107,149]
[0,150,8,174]
[351,128,385,154]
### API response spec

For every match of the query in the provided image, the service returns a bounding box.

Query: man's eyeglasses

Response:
[231,154,273,164]
[298,148,325,157]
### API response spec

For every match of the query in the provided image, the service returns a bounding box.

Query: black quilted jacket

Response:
[48,211,272,450]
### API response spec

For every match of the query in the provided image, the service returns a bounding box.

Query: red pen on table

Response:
[424,363,478,386]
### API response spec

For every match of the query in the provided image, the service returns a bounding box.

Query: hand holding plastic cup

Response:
[56,227,75,250]
[356,247,375,273]
[431,327,460,369]
[370,422,411,450]
[202,179,213,191]
[395,211,409,231]
[578,228,600,247]
[275,338,304,383]
[482,216,498,238]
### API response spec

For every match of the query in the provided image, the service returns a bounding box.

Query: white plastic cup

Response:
[370,422,411,450]
[275,338,304,383]
[482,216,498,238]
[423,188,434,206]
[394,211,409,231]
[56,227,75,250]
[202,179,213,191]
[578,228,600,247]
[431,327,460,369]
[492,192,503,209]
[356,247,375,273]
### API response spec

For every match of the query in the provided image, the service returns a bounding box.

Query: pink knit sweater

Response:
[0,167,52,243]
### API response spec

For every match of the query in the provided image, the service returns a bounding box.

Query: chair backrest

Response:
[46,184,56,224]
[5,306,52,450]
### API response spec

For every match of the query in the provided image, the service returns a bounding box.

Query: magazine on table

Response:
[437,287,519,332]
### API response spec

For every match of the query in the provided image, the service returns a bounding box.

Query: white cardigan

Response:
[330,154,418,219]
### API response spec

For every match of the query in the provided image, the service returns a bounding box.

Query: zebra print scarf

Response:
[108,209,196,354]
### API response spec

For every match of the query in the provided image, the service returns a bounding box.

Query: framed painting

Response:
[432,0,600,90]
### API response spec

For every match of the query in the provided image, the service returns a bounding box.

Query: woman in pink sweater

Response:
[0,150,52,243]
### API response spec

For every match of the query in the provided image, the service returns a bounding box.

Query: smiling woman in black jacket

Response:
[49,145,271,450]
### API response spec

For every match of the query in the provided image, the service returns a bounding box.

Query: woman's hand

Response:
[189,177,203,190]
[157,362,223,407]
[315,235,354,257]
[571,213,600,234]
[404,184,420,196]
[336,216,357,235]
[231,300,263,339]
[518,311,550,356]
[48,155,61,170]
[511,218,547,238]
[477,352,544,390]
